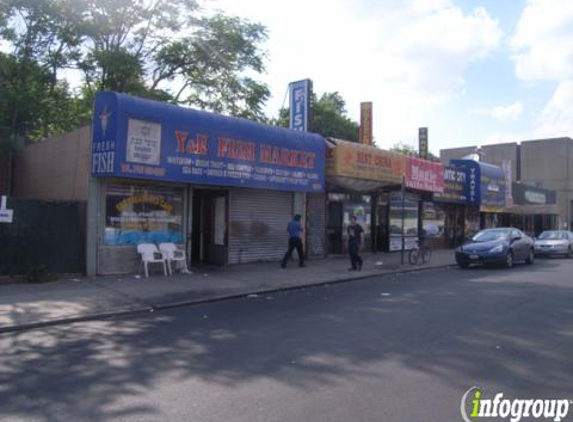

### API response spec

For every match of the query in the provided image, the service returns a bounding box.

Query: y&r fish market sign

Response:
[91,92,325,193]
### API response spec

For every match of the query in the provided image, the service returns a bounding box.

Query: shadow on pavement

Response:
[1,259,572,421]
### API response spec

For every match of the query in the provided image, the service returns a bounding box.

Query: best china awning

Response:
[325,138,405,192]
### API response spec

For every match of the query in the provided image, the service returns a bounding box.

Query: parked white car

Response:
[534,231,573,258]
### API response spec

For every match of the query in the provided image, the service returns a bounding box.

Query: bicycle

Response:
[408,239,432,265]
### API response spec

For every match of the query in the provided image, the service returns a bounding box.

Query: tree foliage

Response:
[390,141,440,162]
[0,0,271,148]
[275,91,359,141]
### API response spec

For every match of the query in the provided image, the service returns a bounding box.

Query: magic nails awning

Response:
[91,92,325,193]
[404,156,444,193]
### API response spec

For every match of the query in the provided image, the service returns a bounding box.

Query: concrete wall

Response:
[440,143,518,181]
[440,146,476,165]
[478,143,518,181]
[521,138,572,228]
[13,125,91,201]
[441,137,573,228]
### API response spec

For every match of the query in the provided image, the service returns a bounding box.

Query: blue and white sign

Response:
[91,92,325,193]
[0,196,13,223]
[289,79,312,132]
[450,159,505,209]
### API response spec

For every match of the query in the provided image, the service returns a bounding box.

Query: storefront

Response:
[387,191,423,251]
[450,159,507,233]
[88,92,325,275]
[507,183,559,237]
[400,156,444,250]
[324,138,405,254]
[431,165,476,248]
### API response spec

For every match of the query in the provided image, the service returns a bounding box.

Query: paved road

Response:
[1,257,573,422]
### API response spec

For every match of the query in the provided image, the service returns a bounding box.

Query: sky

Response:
[209,0,573,154]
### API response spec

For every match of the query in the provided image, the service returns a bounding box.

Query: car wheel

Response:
[458,262,469,269]
[568,246,573,259]
[505,251,514,268]
[526,248,534,264]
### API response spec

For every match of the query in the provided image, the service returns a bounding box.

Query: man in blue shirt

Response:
[281,214,305,268]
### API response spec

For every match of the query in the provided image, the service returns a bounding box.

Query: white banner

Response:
[126,119,162,165]
[502,159,513,208]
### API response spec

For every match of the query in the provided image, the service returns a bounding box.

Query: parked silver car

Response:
[534,230,573,258]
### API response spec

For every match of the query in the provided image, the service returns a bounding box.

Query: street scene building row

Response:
[0,92,568,276]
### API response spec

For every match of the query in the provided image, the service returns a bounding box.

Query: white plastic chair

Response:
[137,243,168,278]
[159,243,189,275]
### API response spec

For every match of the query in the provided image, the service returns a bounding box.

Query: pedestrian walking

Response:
[281,214,305,268]
[347,215,364,271]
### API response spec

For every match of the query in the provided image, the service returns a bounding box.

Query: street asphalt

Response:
[1,256,572,422]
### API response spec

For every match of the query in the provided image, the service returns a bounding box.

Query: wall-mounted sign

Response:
[126,119,162,165]
[525,191,546,204]
[418,127,428,160]
[502,159,513,208]
[512,183,555,206]
[91,92,325,193]
[433,165,468,203]
[289,79,313,132]
[405,156,444,193]
[0,196,13,223]
[359,102,373,145]
[326,139,405,184]
[451,159,505,211]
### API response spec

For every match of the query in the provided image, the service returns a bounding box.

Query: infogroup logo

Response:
[461,387,571,422]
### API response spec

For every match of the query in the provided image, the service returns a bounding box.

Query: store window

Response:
[389,200,418,236]
[104,184,184,245]
[422,202,445,238]
[388,199,419,250]
[343,201,371,237]
[213,196,226,246]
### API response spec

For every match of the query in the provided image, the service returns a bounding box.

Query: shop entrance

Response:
[327,201,344,254]
[191,189,228,265]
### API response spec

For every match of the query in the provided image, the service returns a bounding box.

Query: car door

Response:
[511,229,528,260]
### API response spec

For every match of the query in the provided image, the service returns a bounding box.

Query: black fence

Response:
[0,198,86,276]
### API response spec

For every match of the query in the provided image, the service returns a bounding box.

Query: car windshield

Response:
[538,231,567,240]
[472,230,510,242]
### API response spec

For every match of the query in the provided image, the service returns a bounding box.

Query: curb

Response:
[0,306,153,334]
[154,263,455,311]
[0,263,455,334]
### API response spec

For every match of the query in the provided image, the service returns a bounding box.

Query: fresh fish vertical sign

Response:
[289,79,313,132]
[91,93,118,175]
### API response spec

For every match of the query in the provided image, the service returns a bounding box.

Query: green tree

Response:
[390,141,440,162]
[274,92,359,141]
[0,0,271,134]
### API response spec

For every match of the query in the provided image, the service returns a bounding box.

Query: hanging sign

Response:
[0,196,13,223]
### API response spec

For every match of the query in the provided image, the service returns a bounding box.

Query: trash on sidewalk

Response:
[134,275,142,279]
[380,293,391,297]
[247,294,259,299]
[375,261,384,266]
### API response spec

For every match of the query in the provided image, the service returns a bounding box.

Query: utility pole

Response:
[401,174,405,265]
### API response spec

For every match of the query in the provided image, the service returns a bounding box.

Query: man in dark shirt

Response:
[281,214,305,268]
[347,215,364,271]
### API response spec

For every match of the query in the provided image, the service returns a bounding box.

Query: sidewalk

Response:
[0,249,456,333]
